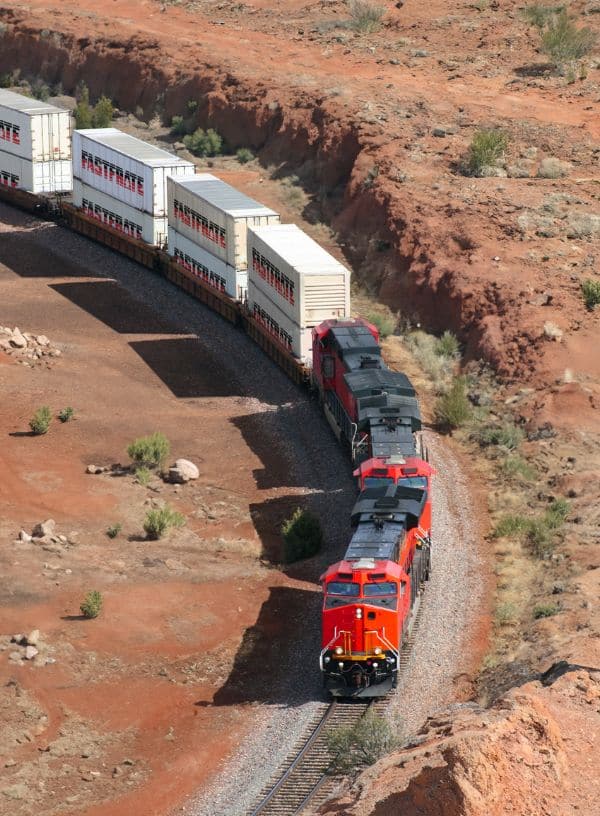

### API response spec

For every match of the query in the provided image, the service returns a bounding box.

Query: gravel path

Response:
[0,204,487,816]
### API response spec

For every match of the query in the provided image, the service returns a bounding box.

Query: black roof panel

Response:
[345,369,416,399]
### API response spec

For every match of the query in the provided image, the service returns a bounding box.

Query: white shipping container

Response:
[247,279,313,363]
[167,227,246,300]
[167,174,279,270]
[72,178,167,246]
[248,224,351,328]
[0,90,71,162]
[0,148,72,194]
[73,129,194,217]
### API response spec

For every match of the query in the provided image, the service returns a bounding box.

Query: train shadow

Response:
[130,337,240,398]
[199,585,325,707]
[0,225,105,278]
[50,280,182,334]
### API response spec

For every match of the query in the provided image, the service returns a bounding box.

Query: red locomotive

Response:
[312,318,434,697]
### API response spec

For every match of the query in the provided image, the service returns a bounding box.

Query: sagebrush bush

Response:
[349,0,385,33]
[92,95,114,128]
[135,466,152,487]
[106,523,122,539]
[236,147,254,164]
[143,505,186,540]
[495,601,518,625]
[183,127,223,157]
[170,115,187,137]
[435,331,460,358]
[29,405,52,435]
[501,455,536,482]
[282,508,323,563]
[476,421,524,450]
[533,602,560,619]
[127,432,170,469]
[541,11,596,68]
[58,406,74,423]
[581,279,600,310]
[434,377,471,429]
[405,330,453,384]
[366,311,395,339]
[521,3,564,28]
[492,499,569,557]
[467,129,509,175]
[80,590,103,619]
[327,709,400,773]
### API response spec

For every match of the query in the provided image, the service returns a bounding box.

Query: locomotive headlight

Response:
[372,662,379,668]
[374,647,382,655]
[338,662,344,669]
[335,646,343,655]
[355,608,363,619]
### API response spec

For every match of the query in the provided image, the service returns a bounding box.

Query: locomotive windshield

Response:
[327,582,360,596]
[363,477,394,488]
[363,582,397,596]
[398,476,427,489]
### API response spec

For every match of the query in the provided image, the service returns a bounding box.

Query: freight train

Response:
[0,91,433,699]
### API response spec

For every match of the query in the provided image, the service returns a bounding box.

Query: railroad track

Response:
[246,596,425,816]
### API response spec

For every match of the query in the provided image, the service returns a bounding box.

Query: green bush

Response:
[545,498,570,529]
[106,523,122,539]
[281,508,323,563]
[127,431,170,469]
[74,84,93,129]
[58,406,74,423]
[581,279,600,310]
[349,0,385,34]
[135,466,152,487]
[365,311,395,339]
[476,421,524,450]
[31,80,50,101]
[501,455,536,481]
[521,3,564,28]
[92,95,114,128]
[467,129,509,176]
[183,127,223,157]
[327,708,400,774]
[80,590,103,619]
[29,406,52,435]
[495,601,518,625]
[492,499,569,558]
[492,514,530,538]
[143,505,186,540]
[170,115,187,137]
[533,602,560,619]
[236,147,254,164]
[434,377,471,429]
[435,331,459,358]
[541,11,596,68]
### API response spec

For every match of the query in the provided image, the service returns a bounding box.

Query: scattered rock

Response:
[36,335,49,346]
[11,634,25,644]
[86,465,107,475]
[32,519,56,539]
[24,645,38,660]
[18,530,32,543]
[9,328,27,349]
[8,651,23,662]
[26,629,40,647]
[544,321,563,341]
[167,458,199,483]
[164,558,187,571]
[478,165,508,177]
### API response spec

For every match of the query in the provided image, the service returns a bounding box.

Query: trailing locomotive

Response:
[313,318,434,697]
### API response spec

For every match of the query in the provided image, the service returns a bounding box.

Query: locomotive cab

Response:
[320,558,410,698]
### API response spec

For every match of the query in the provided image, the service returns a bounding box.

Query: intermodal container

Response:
[167,227,245,300]
[167,174,280,270]
[247,279,313,363]
[0,90,71,162]
[247,224,350,328]
[72,178,167,245]
[73,128,194,216]
[0,149,72,194]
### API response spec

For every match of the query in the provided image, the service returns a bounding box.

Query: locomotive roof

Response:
[350,484,426,528]
[344,368,416,398]
[329,325,379,358]
[369,428,418,459]
[344,521,406,562]
[357,393,422,429]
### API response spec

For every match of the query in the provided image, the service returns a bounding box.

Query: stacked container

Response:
[72,128,194,245]
[0,90,72,194]
[247,224,351,363]
[167,174,280,300]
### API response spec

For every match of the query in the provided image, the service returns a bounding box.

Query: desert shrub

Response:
[92,95,114,128]
[183,127,223,157]
[545,498,570,528]
[29,405,52,435]
[493,514,530,538]
[501,455,536,481]
[0,72,14,88]
[327,708,400,774]
[467,129,509,175]
[135,466,152,487]
[282,508,323,563]
[521,3,564,28]
[127,431,170,469]
[74,84,93,129]
[236,147,254,164]
[349,0,385,34]
[476,421,524,450]
[581,279,600,310]
[493,499,569,557]
[31,80,50,101]
[541,11,596,68]
[106,523,122,539]
[537,157,570,178]
[434,377,471,429]
[170,115,187,137]
[143,505,186,540]
[435,331,460,358]
[495,601,518,625]
[366,311,395,339]
[405,330,452,383]
[58,406,74,423]
[187,99,198,112]
[533,602,560,619]
[80,590,103,619]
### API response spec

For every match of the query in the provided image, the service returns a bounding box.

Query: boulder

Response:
[168,458,199,483]
[24,645,38,660]
[18,530,32,543]
[32,519,56,538]
[9,328,27,349]
[36,335,50,346]
[26,629,40,647]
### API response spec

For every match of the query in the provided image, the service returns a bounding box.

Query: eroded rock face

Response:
[319,671,599,816]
